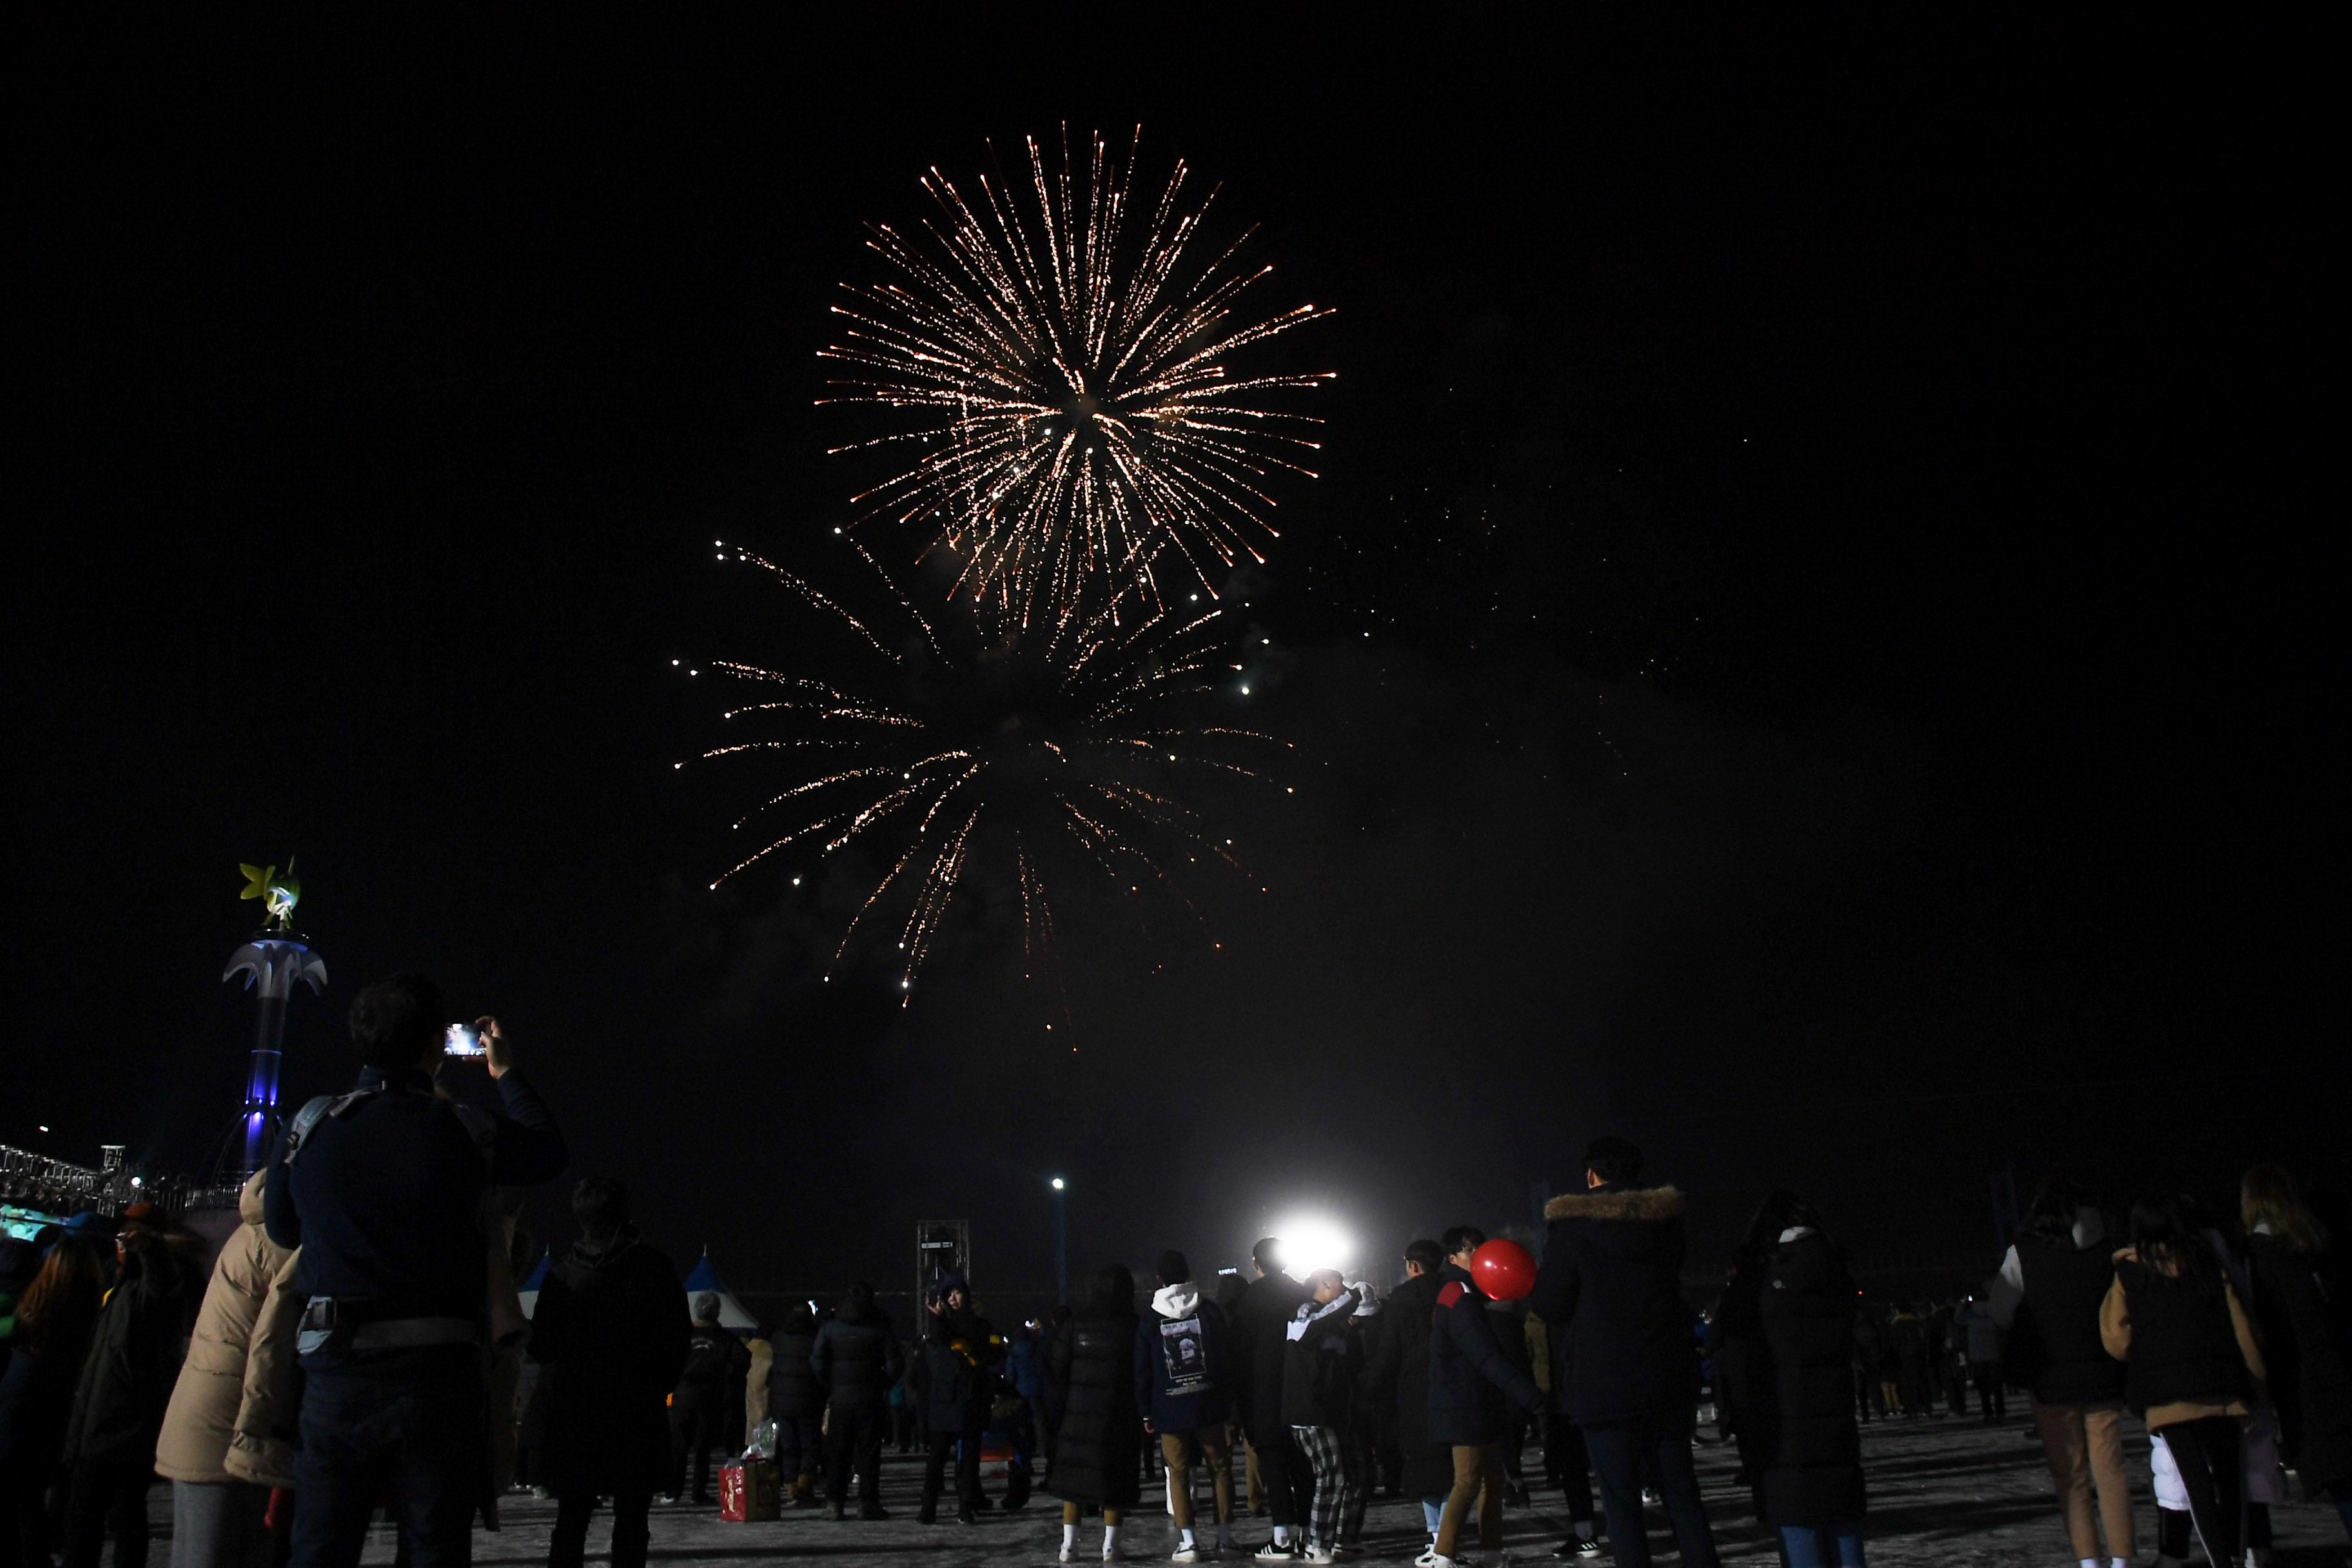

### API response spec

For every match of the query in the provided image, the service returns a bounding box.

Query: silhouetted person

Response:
[1049,1265,1142,1563]
[1427,1226,1542,1568]
[916,1275,1001,1524]
[812,1281,902,1520]
[1137,1251,1237,1560]
[1531,1137,1721,1568]
[1231,1239,1310,1556]
[669,1293,747,1504]
[2102,1195,2266,1568]
[263,975,567,1568]
[527,1179,689,1568]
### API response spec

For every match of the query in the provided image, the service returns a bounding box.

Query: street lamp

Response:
[1050,1177,1068,1304]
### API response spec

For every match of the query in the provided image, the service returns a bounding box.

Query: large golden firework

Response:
[679,536,1286,999]
[821,127,1334,625]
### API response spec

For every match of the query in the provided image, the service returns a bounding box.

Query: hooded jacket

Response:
[1229,1268,1309,1435]
[763,1306,821,1423]
[1363,1270,1450,1496]
[63,1228,204,1465]
[1048,1296,1141,1508]
[1135,1280,1230,1431]
[916,1281,1003,1429]
[1427,1263,1541,1446]
[1280,1288,1360,1429]
[2244,1230,2352,1496]
[1529,1184,1699,1424]
[812,1297,903,1411]
[525,1232,692,1496]
[155,1172,293,1482]
[1755,1230,1866,1527]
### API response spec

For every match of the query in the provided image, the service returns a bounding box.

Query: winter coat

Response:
[1280,1289,1360,1429]
[1229,1269,1308,1436]
[222,1244,305,1489]
[1135,1282,1231,1431]
[1007,1331,1045,1401]
[917,1304,1002,1429]
[1755,1231,1865,1527]
[155,1173,294,1482]
[1048,1302,1142,1508]
[0,1288,99,1489]
[1364,1271,1449,1496]
[2244,1232,2352,1496]
[1953,1300,2001,1365]
[2101,1246,2266,1428]
[674,1322,749,1409]
[63,1230,204,1465]
[744,1337,771,1439]
[220,1190,522,1493]
[1530,1184,1699,1424]
[1703,1262,1772,1510]
[1427,1264,1540,1447]
[526,1234,691,1496]
[764,1311,821,1422]
[812,1301,903,1411]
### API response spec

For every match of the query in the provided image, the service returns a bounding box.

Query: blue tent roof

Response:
[520,1248,550,1291]
[680,1248,756,1330]
[681,1250,725,1293]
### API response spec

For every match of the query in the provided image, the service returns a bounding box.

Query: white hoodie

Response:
[1153,1281,1202,1320]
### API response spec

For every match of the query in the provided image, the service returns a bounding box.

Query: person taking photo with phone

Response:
[263,973,568,1568]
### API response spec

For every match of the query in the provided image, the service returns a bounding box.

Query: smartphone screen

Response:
[444,1023,486,1057]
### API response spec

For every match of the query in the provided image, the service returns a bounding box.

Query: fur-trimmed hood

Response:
[1544,1185,1685,1223]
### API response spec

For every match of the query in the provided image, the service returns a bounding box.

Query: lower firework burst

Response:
[676,536,1286,1001]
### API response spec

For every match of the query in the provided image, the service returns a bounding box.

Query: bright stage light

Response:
[1270,1214,1355,1277]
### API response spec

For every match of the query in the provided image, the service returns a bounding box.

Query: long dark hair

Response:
[2017,1177,2098,1244]
[16,1235,103,1350]
[2129,1195,2222,1295]
[1092,1262,1135,1312]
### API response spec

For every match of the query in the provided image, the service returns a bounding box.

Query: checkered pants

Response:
[1289,1424,1371,1547]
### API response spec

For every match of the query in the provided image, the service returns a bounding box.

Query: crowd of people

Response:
[3,972,2348,1568]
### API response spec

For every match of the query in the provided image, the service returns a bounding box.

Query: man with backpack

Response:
[262,974,568,1568]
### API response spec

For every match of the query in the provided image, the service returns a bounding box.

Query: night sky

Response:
[14,11,2335,1296]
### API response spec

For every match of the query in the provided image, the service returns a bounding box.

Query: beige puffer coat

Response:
[220,1190,527,1491]
[153,1172,295,1483]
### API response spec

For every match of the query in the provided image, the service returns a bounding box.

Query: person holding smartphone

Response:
[263,974,567,1568]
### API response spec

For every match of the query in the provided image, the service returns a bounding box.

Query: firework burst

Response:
[678,536,1286,1000]
[821,126,1335,624]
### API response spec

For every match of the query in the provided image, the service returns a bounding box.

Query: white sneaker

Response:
[1302,1549,1336,1565]
[1413,1550,1441,1568]
[1172,1551,1200,1565]
[1059,1551,1079,1565]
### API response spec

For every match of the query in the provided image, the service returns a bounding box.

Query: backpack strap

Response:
[279,1083,395,1167]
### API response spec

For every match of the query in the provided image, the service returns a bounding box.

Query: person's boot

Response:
[918,1493,938,1525]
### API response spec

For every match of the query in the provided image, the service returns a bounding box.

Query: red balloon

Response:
[1470,1239,1538,1302]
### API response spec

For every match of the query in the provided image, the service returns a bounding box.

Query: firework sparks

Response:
[821,126,1334,623]
[681,540,1287,1000]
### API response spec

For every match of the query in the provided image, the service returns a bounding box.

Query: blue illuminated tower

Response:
[224,936,326,1173]
[223,863,326,1175]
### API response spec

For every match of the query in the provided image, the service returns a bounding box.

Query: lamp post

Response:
[1050,1177,1068,1304]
